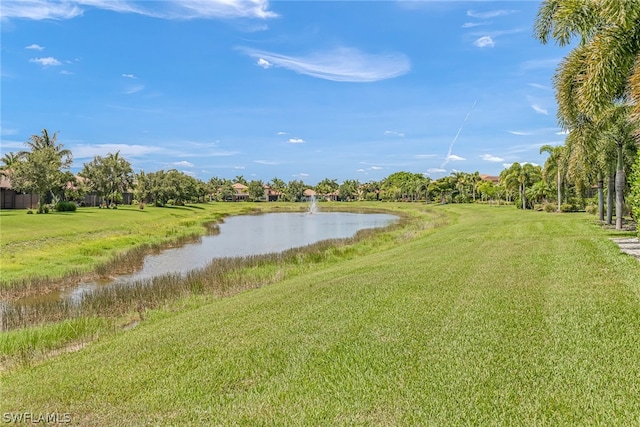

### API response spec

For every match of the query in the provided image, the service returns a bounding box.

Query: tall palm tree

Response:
[540,144,567,212]
[536,1,640,228]
[535,0,640,122]
[21,129,72,159]
[0,152,21,177]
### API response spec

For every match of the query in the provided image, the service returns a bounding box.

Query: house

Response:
[303,188,317,201]
[0,175,39,209]
[231,183,249,201]
[263,184,282,202]
[480,174,500,184]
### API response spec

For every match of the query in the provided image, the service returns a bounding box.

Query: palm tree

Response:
[500,163,542,210]
[536,1,640,228]
[535,0,640,122]
[540,144,567,212]
[21,129,72,159]
[0,152,21,177]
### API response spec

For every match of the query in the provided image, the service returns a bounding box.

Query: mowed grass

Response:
[2,204,640,425]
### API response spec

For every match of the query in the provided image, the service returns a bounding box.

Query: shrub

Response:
[585,204,597,215]
[55,201,77,212]
[543,203,557,213]
[26,209,34,215]
[560,203,575,213]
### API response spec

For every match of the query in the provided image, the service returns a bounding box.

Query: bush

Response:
[55,201,77,212]
[585,204,597,215]
[560,203,575,213]
[26,209,34,215]
[543,203,557,213]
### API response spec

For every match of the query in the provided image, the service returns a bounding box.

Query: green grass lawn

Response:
[2,204,640,425]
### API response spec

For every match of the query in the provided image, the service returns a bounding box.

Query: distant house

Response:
[303,189,317,201]
[263,184,282,202]
[231,183,249,202]
[0,175,39,209]
[480,174,500,184]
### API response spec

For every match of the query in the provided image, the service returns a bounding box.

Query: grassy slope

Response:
[2,205,640,425]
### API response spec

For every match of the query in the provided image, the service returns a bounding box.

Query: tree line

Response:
[2,130,638,223]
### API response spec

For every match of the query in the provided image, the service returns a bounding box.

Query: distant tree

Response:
[11,144,72,213]
[248,180,265,201]
[339,179,359,201]
[286,180,306,202]
[0,152,20,176]
[316,178,339,198]
[234,175,248,185]
[540,144,568,212]
[80,151,134,207]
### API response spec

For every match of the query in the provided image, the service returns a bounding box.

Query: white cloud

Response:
[171,160,194,167]
[254,159,278,165]
[1,0,277,21]
[467,9,517,19]
[531,104,548,115]
[276,131,288,135]
[384,130,405,137]
[29,56,61,66]
[233,166,245,170]
[256,58,272,69]
[462,22,490,28]
[288,137,305,144]
[25,44,44,50]
[528,83,550,90]
[474,36,495,48]
[122,73,136,79]
[446,154,466,161]
[427,168,447,174]
[357,168,366,172]
[480,154,505,162]
[239,46,411,83]
[73,143,163,159]
[371,166,383,170]
[508,130,531,136]
[293,173,309,178]
[124,85,144,94]
[556,129,570,135]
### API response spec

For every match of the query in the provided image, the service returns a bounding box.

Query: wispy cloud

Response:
[370,166,383,170]
[446,154,466,161]
[171,160,194,167]
[25,43,44,50]
[467,9,517,19]
[1,0,277,21]
[288,137,305,144]
[122,73,137,79]
[427,168,447,174]
[528,82,550,90]
[462,21,491,28]
[239,46,411,83]
[531,104,548,115]
[73,143,163,159]
[256,58,272,69]
[124,84,144,94]
[29,56,61,66]
[293,172,309,178]
[254,159,279,165]
[508,130,531,136]
[480,154,504,162]
[474,36,495,48]
[384,130,405,137]
[276,131,288,135]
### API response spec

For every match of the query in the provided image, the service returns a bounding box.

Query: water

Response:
[12,211,398,306]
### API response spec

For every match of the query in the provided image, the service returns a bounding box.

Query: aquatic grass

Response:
[0,317,109,370]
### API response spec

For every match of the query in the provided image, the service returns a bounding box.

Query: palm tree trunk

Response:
[615,143,625,230]
[597,171,604,221]
[556,170,562,213]
[607,164,615,225]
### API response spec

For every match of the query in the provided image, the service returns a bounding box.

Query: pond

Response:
[12,211,398,307]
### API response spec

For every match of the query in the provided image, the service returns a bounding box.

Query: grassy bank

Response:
[0,202,307,295]
[2,204,640,425]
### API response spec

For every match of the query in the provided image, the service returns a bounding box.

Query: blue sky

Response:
[1,1,571,185]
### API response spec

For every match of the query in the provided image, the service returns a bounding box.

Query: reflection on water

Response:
[13,212,398,306]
